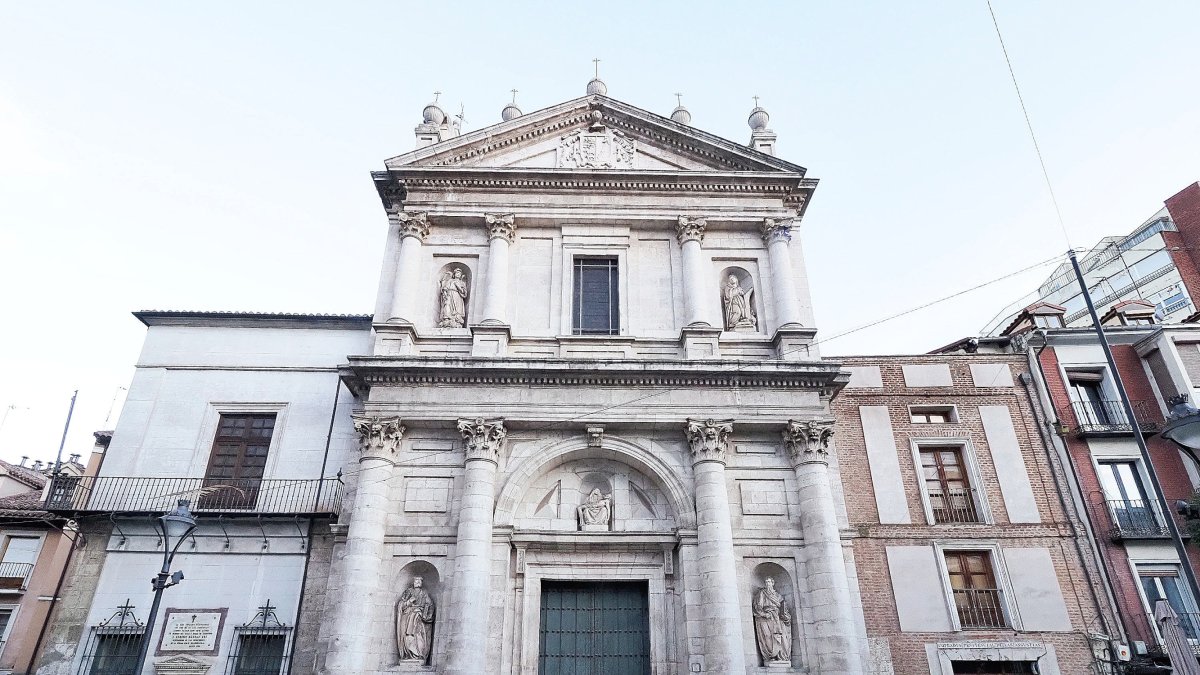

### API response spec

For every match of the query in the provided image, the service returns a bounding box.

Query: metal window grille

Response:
[572,258,619,335]
[225,601,292,675]
[77,601,145,675]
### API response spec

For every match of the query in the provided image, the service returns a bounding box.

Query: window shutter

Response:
[1178,343,1200,385]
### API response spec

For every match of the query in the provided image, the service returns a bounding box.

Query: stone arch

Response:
[495,436,694,529]
[718,266,759,332]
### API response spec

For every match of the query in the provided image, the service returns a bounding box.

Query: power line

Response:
[987,0,1071,249]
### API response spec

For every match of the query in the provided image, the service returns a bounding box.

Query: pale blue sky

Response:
[1,1,1197,463]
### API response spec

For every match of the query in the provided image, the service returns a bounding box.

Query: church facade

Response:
[323,81,863,674]
[34,82,1112,675]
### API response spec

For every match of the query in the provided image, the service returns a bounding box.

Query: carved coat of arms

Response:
[556,128,636,169]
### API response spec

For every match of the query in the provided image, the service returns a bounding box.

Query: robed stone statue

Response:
[753,577,792,665]
[722,275,756,331]
[396,576,436,662]
[577,488,612,531]
[437,268,468,328]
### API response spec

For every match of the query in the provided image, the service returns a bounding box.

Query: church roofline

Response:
[383,94,810,175]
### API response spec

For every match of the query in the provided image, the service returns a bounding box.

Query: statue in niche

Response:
[722,274,757,331]
[437,267,468,328]
[753,577,792,665]
[396,576,436,662]
[577,488,612,531]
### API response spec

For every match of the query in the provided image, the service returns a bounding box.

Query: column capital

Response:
[675,216,707,245]
[484,213,516,243]
[760,217,793,245]
[783,419,834,466]
[352,414,406,459]
[685,418,733,465]
[457,418,508,463]
[393,211,430,242]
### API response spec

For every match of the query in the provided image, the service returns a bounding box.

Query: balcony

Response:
[928,488,981,524]
[1071,399,1159,435]
[1107,499,1172,540]
[952,588,1008,628]
[44,476,342,517]
[0,562,34,591]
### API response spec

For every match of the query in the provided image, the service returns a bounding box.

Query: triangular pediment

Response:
[383,95,806,175]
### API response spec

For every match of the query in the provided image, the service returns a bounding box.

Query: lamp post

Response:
[1162,394,1200,471]
[132,499,197,675]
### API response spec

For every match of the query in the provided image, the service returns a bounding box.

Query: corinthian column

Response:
[443,418,507,674]
[783,420,863,675]
[685,419,747,672]
[761,218,803,327]
[389,211,430,323]
[676,216,711,327]
[323,415,405,673]
[479,214,516,325]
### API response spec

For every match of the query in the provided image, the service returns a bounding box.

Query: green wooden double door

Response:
[538,581,651,675]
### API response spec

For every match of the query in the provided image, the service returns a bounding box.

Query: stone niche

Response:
[516,457,675,532]
[750,562,800,670]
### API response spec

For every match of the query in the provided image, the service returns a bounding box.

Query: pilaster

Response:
[783,419,864,675]
[761,217,804,330]
[389,211,430,324]
[322,415,404,674]
[684,418,746,673]
[443,418,507,674]
[478,214,515,356]
[677,216,713,330]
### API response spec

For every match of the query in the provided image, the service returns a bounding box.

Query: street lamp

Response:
[1162,394,1200,468]
[132,499,197,675]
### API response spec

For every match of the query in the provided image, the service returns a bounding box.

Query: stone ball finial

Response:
[671,105,692,125]
[501,102,522,121]
[586,78,608,96]
[748,105,769,131]
[423,94,446,125]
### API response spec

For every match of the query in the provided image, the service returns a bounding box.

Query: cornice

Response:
[340,356,848,397]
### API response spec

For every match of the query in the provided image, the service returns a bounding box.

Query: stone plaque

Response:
[156,609,227,655]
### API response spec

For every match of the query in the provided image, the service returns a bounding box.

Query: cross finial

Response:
[752,95,760,107]
[593,58,601,78]
[511,88,518,103]
[433,91,441,102]
[675,93,683,106]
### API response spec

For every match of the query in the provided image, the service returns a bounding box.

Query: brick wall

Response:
[1039,338,1200,648]
[834,354,1104,674]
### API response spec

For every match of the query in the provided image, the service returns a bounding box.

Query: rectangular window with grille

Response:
[919,446,979,523]
[951,661,1036,674]
[79,626,145,675]
[201,414,276,510]
[227,631,289,675]
[572,258,619,335]
[944,550,1007,628]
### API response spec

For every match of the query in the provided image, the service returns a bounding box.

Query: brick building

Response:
[834,354,1116,674]
[942,300,1200,672]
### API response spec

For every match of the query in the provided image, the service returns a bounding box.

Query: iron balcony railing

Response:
[1107,499,1172,540]
[928,487,981,524]
[952,588,1008,629]
[1071,399,1159,434]
[0,562,34,590]
[44,476,342,516]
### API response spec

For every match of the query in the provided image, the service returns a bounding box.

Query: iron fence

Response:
[928,488,981,524]
[44,476,342,516]
[952,588,1008,629]
[1071,400,1159,434]
[1106,499,1171,539]
[0,562,33,590]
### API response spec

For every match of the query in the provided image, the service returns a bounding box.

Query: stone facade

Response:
[30,86,1124,675]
